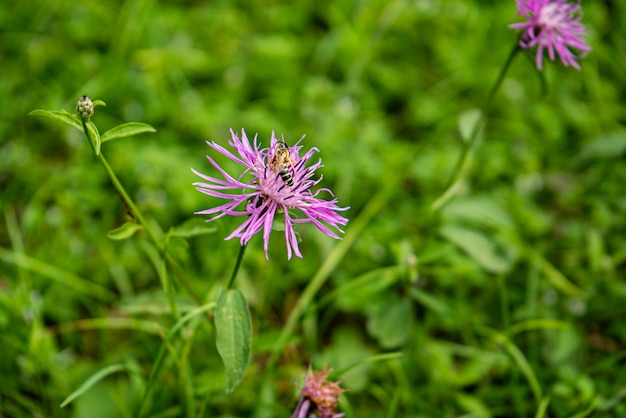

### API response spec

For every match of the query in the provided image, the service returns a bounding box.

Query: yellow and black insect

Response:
[270,141,296,186]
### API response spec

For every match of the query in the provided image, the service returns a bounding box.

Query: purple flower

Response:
[192,129,349,260]
[291,366,345,418]
[509,0,591,70]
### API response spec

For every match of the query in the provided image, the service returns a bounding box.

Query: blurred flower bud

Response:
[76,95,94,120]
[291,366,345,418]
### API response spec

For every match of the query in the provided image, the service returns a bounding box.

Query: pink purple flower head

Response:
[192,129,349,260]
[509,0,591,70]
[291,366,345,418]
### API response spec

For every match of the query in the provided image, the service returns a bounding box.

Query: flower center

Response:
[538,3,569,29]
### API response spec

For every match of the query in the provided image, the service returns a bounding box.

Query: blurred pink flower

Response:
[291,366,345,418]
[509,0,591,70]
[192,129,349,260]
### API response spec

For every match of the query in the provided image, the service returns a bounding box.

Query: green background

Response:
[1,0,625,417]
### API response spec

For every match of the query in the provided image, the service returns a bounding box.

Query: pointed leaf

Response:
[170,218,217,238]
[366,297,412,349]
[215,288,252,393]
[29,109,83,131]
[107,222,143,240]
[577,130,626,163]
[458,108,483,143]
[61,364,132,407]
[84,120,101,155]
[101,122,156,143]
[92,99,106,107]
[440,224,513,273]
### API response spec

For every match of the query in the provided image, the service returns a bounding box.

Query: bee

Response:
[269,141,296,187]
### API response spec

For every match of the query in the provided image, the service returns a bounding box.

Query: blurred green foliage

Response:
[1,0,626,417]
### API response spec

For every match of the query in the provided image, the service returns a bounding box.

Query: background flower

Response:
[291,366,345,418]
[192,129,349,259]
[510,0,591,70]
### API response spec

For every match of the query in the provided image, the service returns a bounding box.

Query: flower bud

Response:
[76,95,94,120]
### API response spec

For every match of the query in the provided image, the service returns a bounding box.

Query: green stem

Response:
[100,155,161,246]
[162,251,179,319]
[254,190,387,418]
[80,120,204,308]
[226,245,247,290]
[166,253,203,305]
[498,273,510,333]
[81,120,159,246]
[431,42,520,212]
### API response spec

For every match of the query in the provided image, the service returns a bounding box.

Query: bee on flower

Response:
[192,129,349,260]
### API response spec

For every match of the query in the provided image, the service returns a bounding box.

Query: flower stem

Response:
[81,120,160,246]
[226,244,247,290]
[80,121,204,306]
[431,41,520,212]
[100,154,161,244]
[498,272,510,332]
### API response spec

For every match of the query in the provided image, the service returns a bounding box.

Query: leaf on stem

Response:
[85,120,101,156]
[107,222,143,240]
[215,287,252,393]
[101,122,157,143]
[29,109,83,131]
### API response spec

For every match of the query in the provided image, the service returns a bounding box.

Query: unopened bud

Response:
[76,95,94,120]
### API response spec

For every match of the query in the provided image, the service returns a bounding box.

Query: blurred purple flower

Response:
[192,129,349,260]
[509,0,591,70]
[291,366,345,418]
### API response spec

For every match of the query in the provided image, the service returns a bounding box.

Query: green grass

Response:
[2,0,626,417]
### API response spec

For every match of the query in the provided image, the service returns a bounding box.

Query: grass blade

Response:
[61,364,136,407]
[0,247,115,301]
[478,326,542,403]
[137,302,215,418]
[533,395,550,418]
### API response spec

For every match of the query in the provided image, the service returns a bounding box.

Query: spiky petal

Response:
[509,0,591,70]
[192,129,349,260]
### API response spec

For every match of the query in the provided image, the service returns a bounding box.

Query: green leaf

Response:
[440,224,514,273]
[170,218,218,238]
[61,364,134,407]
[272,211,286,232]
[454,392,492,418]
[107,222,143,240]
[215,288,252,393]
[138,303,215,417]
[101,122,156,143]
[366,297,412,349]
[334,266,401,312]
[85,120,101,156]
[164,236,189,265]
[92,99,106,107]
[458,108,483,143]
[0,247,115,301]
[29,109,83,131]
[442,196,514,230]
[577,130,626,163]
